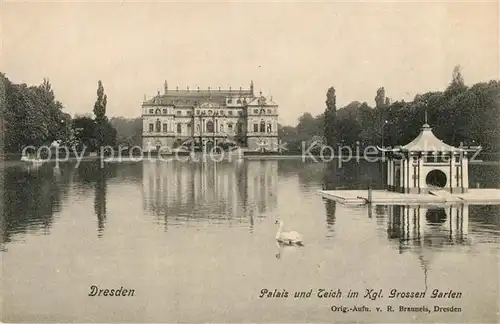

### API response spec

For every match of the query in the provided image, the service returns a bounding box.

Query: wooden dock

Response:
[317,189,500,205]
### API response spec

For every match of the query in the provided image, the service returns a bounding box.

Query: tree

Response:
[445,65,467,98]
[93,80,107,123]
[109,117,143,146]
[73,116,97,151]
[92,80,116,148]
[324,87,337,147]
[375,87,386,109]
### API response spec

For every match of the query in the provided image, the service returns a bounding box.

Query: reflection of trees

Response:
[75,161,117,237]
[324,200,336,232]
[322,161,385,190]
[94,168,107,237]
[141,160,278,227]
[2,164,71,245]
[468,205,500,232]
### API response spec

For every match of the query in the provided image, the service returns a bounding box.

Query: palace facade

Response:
[141,81,279,152]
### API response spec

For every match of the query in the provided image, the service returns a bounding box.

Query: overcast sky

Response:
[3,1,499,125]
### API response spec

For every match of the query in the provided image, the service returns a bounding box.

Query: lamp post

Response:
[381,119,388,186]
[381,120,388,148]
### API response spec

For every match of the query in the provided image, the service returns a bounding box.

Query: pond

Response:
[2,159,499,323]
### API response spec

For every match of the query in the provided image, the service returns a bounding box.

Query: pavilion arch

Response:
[425,169,447,188]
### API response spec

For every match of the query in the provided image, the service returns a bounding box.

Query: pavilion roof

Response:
[379,124,463,152]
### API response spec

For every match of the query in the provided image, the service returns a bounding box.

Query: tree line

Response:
[280,66,500,154]
[3,66,499,156]
[2,73,117,154]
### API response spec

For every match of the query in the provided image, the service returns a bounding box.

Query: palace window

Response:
[267,123,272,132]
[196,110,200,115]
[238,123,243,133]
[237,99,242,104]
[149,109,154,114]
[253,123,258,132]
[206,120,214,133]
[267,109,272,114]
[149,123,154,132]
[208,110,213,115]
[220,124,224,132]
[228,110,233,116]
[228,98,233,104]
[238,111,243,116]
[155,120,161,132]
[187,110,193,116]
[176,110,182,116]
[155,108,161,115]
[260,121,266,133]
[228,123,233,131]
[177,123,182,134]
[220,110,224,115]
[253,109,259,114]
[163,123,168,133]
[163,109,168,114]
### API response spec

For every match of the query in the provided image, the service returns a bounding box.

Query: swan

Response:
[275,220,303,246]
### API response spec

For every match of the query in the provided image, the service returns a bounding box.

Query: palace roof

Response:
[143,88,254,106]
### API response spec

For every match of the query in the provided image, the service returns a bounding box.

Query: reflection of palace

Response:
[387,204,469,248]
[141,160,278,222]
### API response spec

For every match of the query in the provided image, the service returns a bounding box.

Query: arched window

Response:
[155,120,161,132]
[177,123,182,134]
[267,123,272,132]
[260,121,266,133]
[163,123,168,133]
[228,123,233,131]
[206,120,214,133]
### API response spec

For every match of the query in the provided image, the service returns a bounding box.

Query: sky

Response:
[2,1,499,126]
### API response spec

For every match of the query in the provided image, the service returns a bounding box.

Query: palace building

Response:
[141,81,279,152]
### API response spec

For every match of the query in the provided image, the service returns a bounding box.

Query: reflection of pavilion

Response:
[387,204,469,248]
[386,204,471,293]
[141,160,278,224]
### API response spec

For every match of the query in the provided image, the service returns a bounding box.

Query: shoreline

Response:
[1,154,498,166]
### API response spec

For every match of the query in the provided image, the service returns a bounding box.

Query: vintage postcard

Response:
[1,1,499,323]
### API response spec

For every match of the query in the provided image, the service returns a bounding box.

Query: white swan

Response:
[275,220,303,246]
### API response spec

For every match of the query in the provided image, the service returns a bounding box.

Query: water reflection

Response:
[141,160,278,229]
[94,168,107,237]
[275,241,300,260]
[1,163,72,245]
[387,204,470,250]
[74,162,118,237]
[324,200,336,231]
[322,160,385,190]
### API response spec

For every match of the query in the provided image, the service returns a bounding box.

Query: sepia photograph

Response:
[1,1,499,323]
